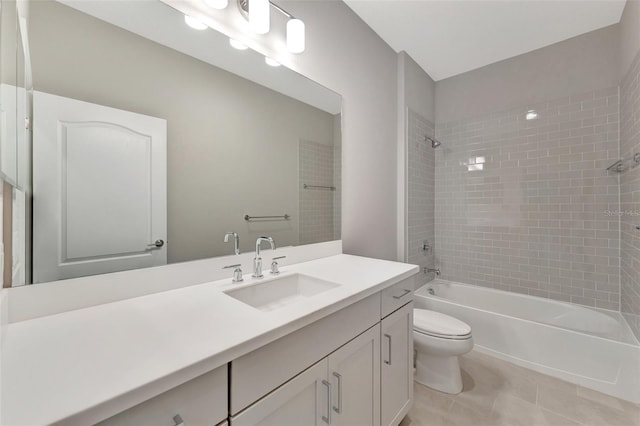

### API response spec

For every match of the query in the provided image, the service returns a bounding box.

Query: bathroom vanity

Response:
[2,253,418,425]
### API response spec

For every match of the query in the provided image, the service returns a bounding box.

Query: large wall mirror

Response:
[6,0,342,285]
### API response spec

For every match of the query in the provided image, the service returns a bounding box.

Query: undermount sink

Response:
[224,273,341,312]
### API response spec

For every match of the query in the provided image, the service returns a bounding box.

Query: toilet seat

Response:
[414,309,471,340]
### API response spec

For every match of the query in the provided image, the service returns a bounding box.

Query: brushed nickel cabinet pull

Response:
[332,372,342,414]
[322,379,332,424]
[384,334,392,365]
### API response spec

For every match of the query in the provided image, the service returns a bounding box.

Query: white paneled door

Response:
[33,91,167,283]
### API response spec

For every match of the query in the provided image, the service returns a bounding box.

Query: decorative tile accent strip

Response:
[435,87,620,310]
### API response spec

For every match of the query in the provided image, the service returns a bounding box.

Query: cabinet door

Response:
[231,359,329,426]
[381,301,414,426]
[328,324,381,426]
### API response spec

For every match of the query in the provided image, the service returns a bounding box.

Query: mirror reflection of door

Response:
[33,91,167,283]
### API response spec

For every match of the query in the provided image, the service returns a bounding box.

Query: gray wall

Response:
[620,0,640,79]
[29,1,336,263]
[0,0,17,84]
[435,25,620,123]
[214,0,401,261]
[619,0,640,340]
[399,52,435,123]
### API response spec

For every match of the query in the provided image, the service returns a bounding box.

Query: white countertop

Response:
[1,254,418,425]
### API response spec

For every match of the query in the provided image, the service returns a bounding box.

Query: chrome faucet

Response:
[224,231,240,255]
[424,267,440,276]
[253,236,276,278]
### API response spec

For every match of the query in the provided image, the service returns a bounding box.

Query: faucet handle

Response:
[223,264,243,283]
[270,256,286,275]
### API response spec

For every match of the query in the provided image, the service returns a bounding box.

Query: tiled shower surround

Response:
[620,49,640,339]
[299,139,336,245]
[333,129,342,241]
[434,87,621,309]
[407,109,436,281]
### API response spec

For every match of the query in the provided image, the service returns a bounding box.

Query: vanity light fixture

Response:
[229,38,249,50]
[249,0,270,34]
[205,0,229,9]
[286,18,305,54]
[238,0,306,53]
[184,15,208,30]
[265,57,281,67]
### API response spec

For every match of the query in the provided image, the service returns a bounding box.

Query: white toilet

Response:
[413,309,474,394]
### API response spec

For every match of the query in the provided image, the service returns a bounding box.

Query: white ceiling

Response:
[344,0,627,81]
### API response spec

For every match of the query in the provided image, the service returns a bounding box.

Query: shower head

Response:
[424,136,441,148]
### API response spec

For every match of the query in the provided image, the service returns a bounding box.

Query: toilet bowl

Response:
[413,309,474,394]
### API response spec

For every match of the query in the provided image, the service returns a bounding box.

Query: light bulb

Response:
[204,0,228,9]
[184,15,207,30]
[265,57,281,67]
[249,0,270,34]
[229,38,248,50]
[286,18,305,53]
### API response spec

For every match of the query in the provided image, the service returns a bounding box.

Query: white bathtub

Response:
[414,279,640,403]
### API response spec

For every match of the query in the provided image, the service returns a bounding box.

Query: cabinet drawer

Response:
[97,365,228,426]
[381,275,415,318]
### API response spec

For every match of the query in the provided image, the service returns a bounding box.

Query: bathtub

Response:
[414,279,640,403]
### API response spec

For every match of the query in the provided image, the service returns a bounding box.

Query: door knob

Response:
[146,239,165,249]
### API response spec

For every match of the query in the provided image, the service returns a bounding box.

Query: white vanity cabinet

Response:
[381,301,414,426]
[230,274,415,426]
[96,365,228,426]
[4,253,420,426]
[229,294,381,415]
[92,273,416,426]
[231,325,381,426]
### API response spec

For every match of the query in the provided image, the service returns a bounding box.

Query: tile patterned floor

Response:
[401,350,640,426]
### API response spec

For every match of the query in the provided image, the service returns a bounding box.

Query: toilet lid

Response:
[413,309,471,338]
